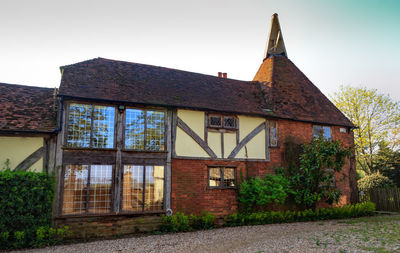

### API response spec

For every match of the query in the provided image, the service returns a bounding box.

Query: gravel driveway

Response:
[16,215,400,253]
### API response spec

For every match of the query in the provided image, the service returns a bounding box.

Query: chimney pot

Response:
[218,72,222,77]
[222,73,227,78]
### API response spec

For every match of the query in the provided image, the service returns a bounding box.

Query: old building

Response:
[0,14,356,236]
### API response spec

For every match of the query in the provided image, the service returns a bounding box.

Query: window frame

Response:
[120,163,166,213]
[207,114,238,130]
[312,125,332,140]
[269,120,278,147]
[64,101,117,150]
[207,166,237,189]
[123,107,167,152]
[60,164,116,216]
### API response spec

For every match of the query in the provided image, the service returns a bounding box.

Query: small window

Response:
[208,114,237,130]
[313,125,331,140]
[209,115,222,127]
[269,121,278,147]
[208,167,236,188]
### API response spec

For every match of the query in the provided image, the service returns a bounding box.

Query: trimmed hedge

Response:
[160,211,216,233]
[0,170,55,249]
[225,202,376,227]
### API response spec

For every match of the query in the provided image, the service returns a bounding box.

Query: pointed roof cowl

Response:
[264,13,287,60]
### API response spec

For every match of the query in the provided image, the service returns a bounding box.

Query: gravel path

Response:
[16,215,400,253]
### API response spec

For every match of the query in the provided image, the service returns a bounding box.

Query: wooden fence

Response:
[359,187,400,212]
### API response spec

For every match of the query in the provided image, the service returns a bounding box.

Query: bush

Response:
[358,172,394,192]
[0,170,55,250]
[161,211,216,232]
[238,174,291,212]
[225,202,375,227]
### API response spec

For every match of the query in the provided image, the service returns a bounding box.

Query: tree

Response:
[286,135,351,210]
[330,86,400,175]
[373,141,400,187]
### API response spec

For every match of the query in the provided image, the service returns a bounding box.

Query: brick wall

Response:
[171,118,356,216]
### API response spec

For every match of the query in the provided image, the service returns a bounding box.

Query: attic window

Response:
[208,114,237,130]
[313,125,331,140]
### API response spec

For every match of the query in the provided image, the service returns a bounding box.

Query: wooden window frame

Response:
[64,101,117,150]
[123,107,167,152]
[119,163,166,213]
[207,113,238,130]
[269,120,278,147]
[207,166,237,189]
[60,164,115,216]
[312,125,332,140]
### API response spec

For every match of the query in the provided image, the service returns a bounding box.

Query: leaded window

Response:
[313,125,331,140]
[125,109,165,151]
[122,165,164,212]
[269,121,278,147]
[67,103,115,148]
[208,167,236,188]
[62,165,113,215]
[208,114,237,130]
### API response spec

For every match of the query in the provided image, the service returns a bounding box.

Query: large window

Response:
[67,103,115,148]
[208,167,236,188]
[122,165,164,212]
[125,109,165,151]
[62,165,113,215]
[313,125,331,140]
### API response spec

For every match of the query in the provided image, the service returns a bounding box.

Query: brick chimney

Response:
[218,72,222,78]
[222,73,227,78]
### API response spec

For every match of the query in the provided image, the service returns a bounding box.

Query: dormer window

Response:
[208,114,237,130]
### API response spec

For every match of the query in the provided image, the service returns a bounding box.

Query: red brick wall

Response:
[171,118,356,216]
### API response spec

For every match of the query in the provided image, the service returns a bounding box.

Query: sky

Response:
[0,0,399,100]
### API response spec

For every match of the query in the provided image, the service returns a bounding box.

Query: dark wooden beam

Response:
[14,147,44,171]
[177,117,217,158]
[228,122,266,159]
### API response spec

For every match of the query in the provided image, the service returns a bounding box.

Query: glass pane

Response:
[223,168,236,187]
[146,111,165,151]
[323,126,331,140]
[62,165,89,215]
[313,125,323,138]
[224,117,236,128]
[209,167,221,187]
[67,104,92,148]
[122,165,144,212]
[209,116,222,127]
[125,109,145,150]
[269,121,278,146]
[144,166,164,211]
[88,165,112,213]
[92,106,115,148]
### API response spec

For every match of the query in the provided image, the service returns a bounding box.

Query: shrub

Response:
[161,211,216,232]
[358,172,394,192]
[238,174,291,212]
[225,202,375,227]
[0,170,55,250]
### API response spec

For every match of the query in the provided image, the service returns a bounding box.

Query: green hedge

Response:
[160,211,216,233]
[225,202,376,227]
[0,170,55,249]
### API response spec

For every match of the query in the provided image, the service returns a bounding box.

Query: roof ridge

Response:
[0,82,54,90]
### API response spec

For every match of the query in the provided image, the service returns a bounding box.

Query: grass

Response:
[313,215,400,252]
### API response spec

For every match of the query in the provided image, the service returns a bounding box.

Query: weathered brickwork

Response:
[171,118,356,216]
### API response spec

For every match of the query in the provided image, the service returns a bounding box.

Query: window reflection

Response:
[92,106,115,148]
[67,104,92,148]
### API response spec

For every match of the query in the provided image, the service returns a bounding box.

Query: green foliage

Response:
[373,142,400,187]
[238,174,292,212]
[0,170,55,250]
[330,85,400,175]
[286,135,351,209]
[33,226,70,248]
[161,211,216,232]
[2,159,11,170]
[358,172,393,192]
[225,202,376,227]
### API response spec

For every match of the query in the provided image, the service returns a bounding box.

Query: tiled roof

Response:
[0,83,57,133]
[253,56,354,127]
[59,58,268,115]
[59,57,354,127]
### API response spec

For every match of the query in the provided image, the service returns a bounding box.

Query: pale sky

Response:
[0,0,399,100]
